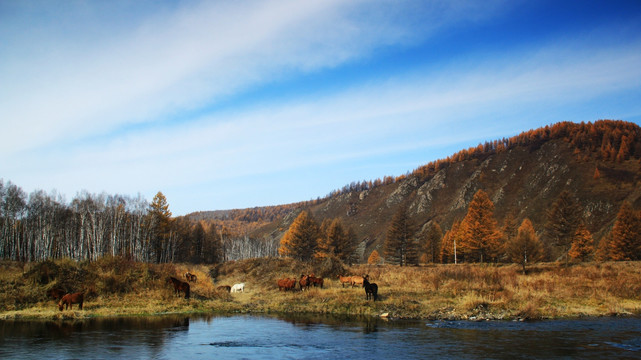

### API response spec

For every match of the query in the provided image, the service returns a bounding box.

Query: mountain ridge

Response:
[185,120,641,262]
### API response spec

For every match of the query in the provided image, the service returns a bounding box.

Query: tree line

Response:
[0,180,265,263]
[378,189,641,272]
[278,211,359,264]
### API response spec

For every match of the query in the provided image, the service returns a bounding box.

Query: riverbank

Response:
[1,257,640,321]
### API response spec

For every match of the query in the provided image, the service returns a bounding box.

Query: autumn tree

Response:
[609,201,641,261]
[545,190,582,265]
[594,233,612,262]
[368,249,381,265]
[279,211,320,261]
[148,191,174,263]
[440,220,462,264]
[459,190,502,263]
[317,218,358,263]
[568,222,594,262]
[421,221,442,263]
[384,205,418,266]
[505,218,544,274]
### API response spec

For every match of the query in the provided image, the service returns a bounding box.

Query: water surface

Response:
[1,314,640,359]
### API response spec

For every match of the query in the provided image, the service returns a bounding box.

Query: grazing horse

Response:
[185,272,198,282]
[363,276,378,301]
[299,274,311,291]
[350,275,365,288]
[309,275,324,289]
[47,288,66,300]
[58,292,84,311]
[168,276,191,299]
[231,283,245,293]
[217,285,232,293]
[278,278,297,291]
[337,275,352,288]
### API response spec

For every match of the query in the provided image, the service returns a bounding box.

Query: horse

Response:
[350,275,365,288]
[299,274,311,291]
[168,276,191,299]
[185,272,198,282]
[363,276,378,301]
[217,285,231,293]
[337,275,352,288]
[278,278,297,291]
[309,275,324,289]
[58,292,84,311]
[47,287,65,300]
[231,283,245,293]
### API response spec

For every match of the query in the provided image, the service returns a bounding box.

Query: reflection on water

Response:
[1,314,640,359]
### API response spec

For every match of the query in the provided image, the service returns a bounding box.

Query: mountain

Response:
[186,120,641,262]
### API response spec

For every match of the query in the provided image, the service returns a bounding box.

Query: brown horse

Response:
[278,278,297,291]
[47,288,66,300]
[337,275,352,288]
[58,292,84,311]
[299,274,311,291]
[309,275,324,289]
[169,277,190,299]
[216,285,231,293]
[350,275,365,288]
[185,272,198,282]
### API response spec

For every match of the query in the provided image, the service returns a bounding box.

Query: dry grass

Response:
[1,257,640,320]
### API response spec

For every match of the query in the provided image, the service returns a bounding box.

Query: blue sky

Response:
[2,0,641,216]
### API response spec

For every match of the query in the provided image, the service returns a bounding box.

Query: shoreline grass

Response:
[1,258,640,321]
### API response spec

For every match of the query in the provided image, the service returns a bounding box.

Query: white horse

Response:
[231,283,245,293]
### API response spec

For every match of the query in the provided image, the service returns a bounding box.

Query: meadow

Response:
[1,257,640,321]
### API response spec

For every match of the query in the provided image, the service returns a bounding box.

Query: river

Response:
[1,314,640,359]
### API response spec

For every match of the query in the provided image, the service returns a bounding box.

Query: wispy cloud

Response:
[0,0,506,155]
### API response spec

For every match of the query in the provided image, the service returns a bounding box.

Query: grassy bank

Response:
[1,257,640,321]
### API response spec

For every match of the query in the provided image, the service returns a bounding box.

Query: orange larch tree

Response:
[368,249,381,265]
[440,220,462,264]
[278,211,320,261]
[459,190,502,263]
[505,218,544,274]
[609,201,641,261]
[568,222,594,262]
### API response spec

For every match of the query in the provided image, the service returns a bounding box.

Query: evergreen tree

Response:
[505,218,544,274]
[278,211,320,261]
[422,221,442,263]
[545,190,582,265]
[317,217,357,263]
[568,222,594,262]
[338,225,359,265]
[384,205,418,266]
[609,201,641,261]
[502,212,518,245]
[459,190,502,263]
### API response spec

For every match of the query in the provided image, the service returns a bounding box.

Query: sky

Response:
[2,0,641,216]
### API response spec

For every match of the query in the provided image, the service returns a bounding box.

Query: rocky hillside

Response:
[190,120,641,262]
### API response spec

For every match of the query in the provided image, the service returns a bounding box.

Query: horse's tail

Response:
[185,284,190,299]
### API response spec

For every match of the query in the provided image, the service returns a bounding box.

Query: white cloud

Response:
[0,0,508,155]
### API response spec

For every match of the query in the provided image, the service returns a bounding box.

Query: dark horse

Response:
[363,276,378,301]
[168,276,190,299]
[58,292,84,311]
